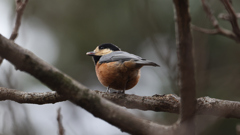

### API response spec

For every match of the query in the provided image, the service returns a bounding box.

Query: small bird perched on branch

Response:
[86,43,160,93]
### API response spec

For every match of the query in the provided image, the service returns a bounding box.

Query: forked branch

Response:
[192,0,240,42]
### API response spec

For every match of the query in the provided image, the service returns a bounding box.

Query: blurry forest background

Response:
[0,0,240,135]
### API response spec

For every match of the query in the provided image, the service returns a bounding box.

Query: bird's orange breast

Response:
[95,61,141,90]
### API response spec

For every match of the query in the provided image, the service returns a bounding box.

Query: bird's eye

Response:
[99,46,105,49]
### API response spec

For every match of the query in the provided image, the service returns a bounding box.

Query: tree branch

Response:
[218,13,240,21]
[191,24,219,34]
[96,91,180,112]
[9,0,28,41]
[0,87,66,104]
[201,0,220,28]
[2,87,240,119]
[0,0,28,66]
[96,92,240,120]
[192,0,239,42]
[98,91,240,119]
[237,124,240,135]
[173,0,196,134]
[220,0,240,41]
[57,108,65,135]
[191,24,237,40]
[0,34,175,135]
[0,55,3,65]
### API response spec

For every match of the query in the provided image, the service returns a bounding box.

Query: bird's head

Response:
[86,43,121,64]
[86,43,121,56]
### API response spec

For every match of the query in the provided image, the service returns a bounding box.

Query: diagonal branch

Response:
[9,0,28,41]
[220,0,240,40]
[201,0,219,28]
[0,34,175,135]
[0,0,28,66]
[192,0,239,42]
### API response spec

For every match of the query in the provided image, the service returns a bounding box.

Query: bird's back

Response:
[99,51,160,67]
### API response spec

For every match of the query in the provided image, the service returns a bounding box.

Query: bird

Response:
[86,43,160,93]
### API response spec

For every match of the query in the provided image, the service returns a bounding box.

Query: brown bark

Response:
[0,87,66,104]
[57,108,65,135]
[0,0,28,66]
[2,87,240,119]
[9,0,28,41]
[173,0,196,134]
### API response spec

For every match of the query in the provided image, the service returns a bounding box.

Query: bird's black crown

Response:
[98,43,121,51]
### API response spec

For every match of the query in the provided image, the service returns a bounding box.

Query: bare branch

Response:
[191,25,219,34]
[9,0,28,41]
[96,91,180,112]
[0,87,66,104]
[98,91,240,119]
[173,0,196,134]
[0,57,3,65]
[0,34,174,135]
[57,108,65,135]
[0,0,28,66]
[218,13,240,20]
[237,125,240,135]
[197,97,240,119]
[201,0,220,28]
[220,0,240,41]
[195,0,239,42]
[191,24,237,41]
[2,87,240,119]
[193,0,240,42]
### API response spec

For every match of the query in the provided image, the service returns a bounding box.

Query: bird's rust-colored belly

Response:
[96,61,141,90]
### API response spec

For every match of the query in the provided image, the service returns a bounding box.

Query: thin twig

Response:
[57,108,65,135]
[191,25,219,34]
[1,0,28,66]
[9,0,28,41]
[201,0,240,41]
[218,13,240,20]
[191,24,237,40]
[201,0,219,28]
[192,0,239,42]
[220,0,240,41]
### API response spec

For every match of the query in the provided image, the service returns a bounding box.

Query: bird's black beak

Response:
[86,51,95,56]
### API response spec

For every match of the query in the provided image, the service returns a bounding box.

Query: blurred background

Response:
[0,0,240,135]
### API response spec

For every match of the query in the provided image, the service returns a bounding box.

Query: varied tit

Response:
[86,43,159,93]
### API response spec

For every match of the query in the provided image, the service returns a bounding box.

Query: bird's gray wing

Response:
[99,51,142,63]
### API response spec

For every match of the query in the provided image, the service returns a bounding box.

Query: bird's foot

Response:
[117,90,125,94]
[106,87,111,93]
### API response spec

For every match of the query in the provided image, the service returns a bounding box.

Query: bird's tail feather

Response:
[135,60,160,67]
